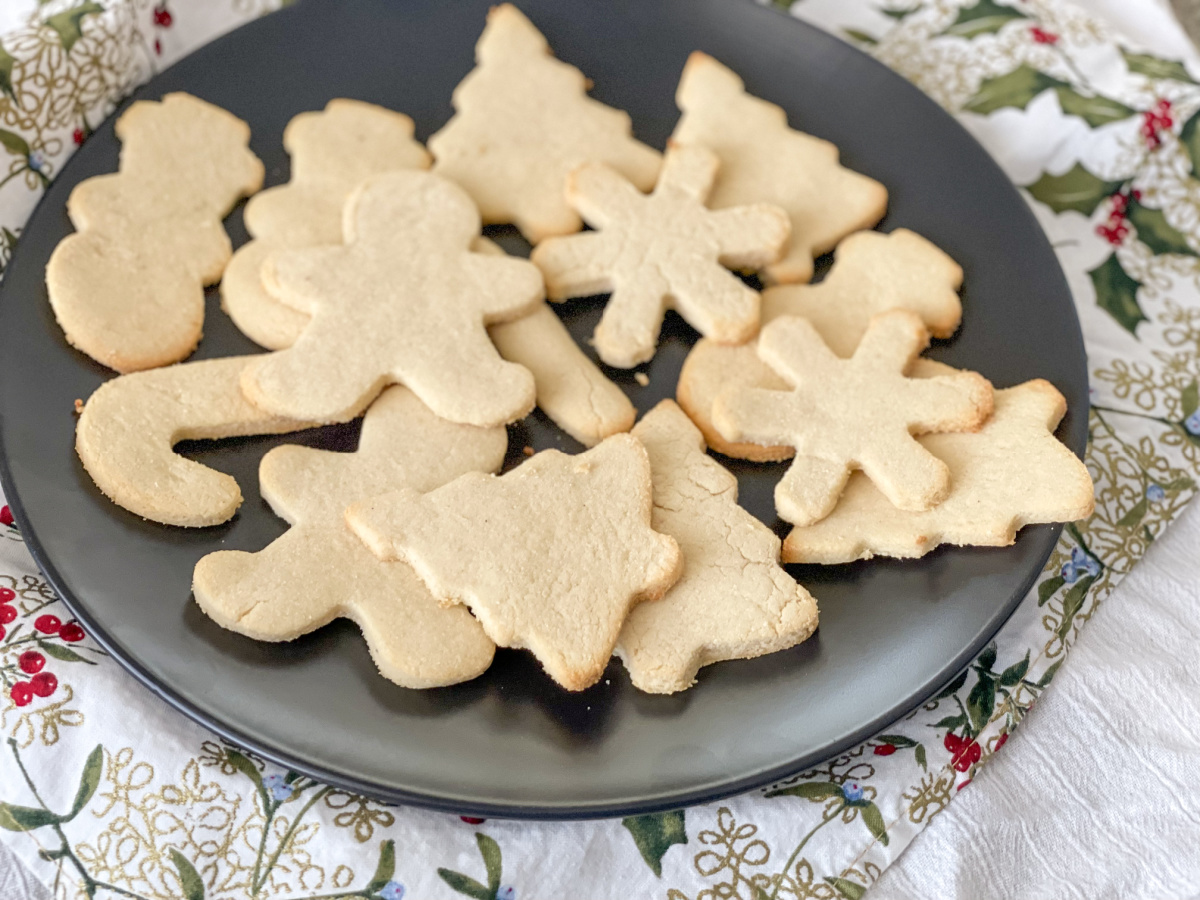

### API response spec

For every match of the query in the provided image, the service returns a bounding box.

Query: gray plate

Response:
[0,0,1087,818]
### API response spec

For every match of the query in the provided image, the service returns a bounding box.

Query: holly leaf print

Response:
[882,6,922,20]
[1121,49,1195,83]
[915,743,928,770]
[476,832,502,894]
[437,870,492,900]
[998,651,1031,686]
[1056,574,1097,642]
[976,642,997,673]
[169,849,205,900]
[1026,164,1123,216]
[1126,197,1196,256]
[935,667,970,699]
[37,640,96,664]
[1180,110,1200,176]
[859,801,889,846]
[0,45,15,100]
[0,802,59,832]
[223,748,268,812]
[765,781,844,801]
[843,29,878,45]
[966,673,996,731]
[1116,497,1148,528]
[964,65,1069,115]
[1038,658,1064,687]
[825,876,869,899]
[43,2,104,53]
[0,129,30,159]
[875,733,917,748]
[622,810,687,877]
[1182,380,1199,419]
[65,745,102,821]
[1038,574,1066,606]
[1088,253,1146,335]
[940,0,1027,38]
[364,840,397,893]
[1054,87,1137,127]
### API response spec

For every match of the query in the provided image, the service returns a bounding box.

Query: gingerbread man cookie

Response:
[193,387,503,688]
[428,3,661,242]
[347,434,682,691]
[615,402,818,694]
[712,310,993,525]
[532,144,789,368]
[222,99,431,350]
[672,52,887,284]
[47,93,264,372]
[241,170,542,427]
[783,380,1095,563]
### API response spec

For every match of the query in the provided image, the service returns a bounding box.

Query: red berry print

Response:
[951,738,982,772]
[153,4,173,28]
[1140,99,1174,149]
[0,605,15,624]
[30,672,57,697]
[0,505,11,526]
[10,682,32,707]
[59,622,85,643]
[1030,26,1059,44]
[0,625,6,641]
[1096,189,1137,246]
[73,128,85,145]
[460,816,486,824]
[994,733,1009,752]
[18,651,45,674]
[154,38,162,56]
[873,743,897,756]
[0,588,13,603]
[34,615,61,635]
[957,779,972,792]
[944,732,963,754]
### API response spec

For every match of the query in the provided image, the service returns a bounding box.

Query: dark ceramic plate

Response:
[0,0,1086,818]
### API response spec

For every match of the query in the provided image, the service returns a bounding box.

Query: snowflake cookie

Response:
[712,310,993,526]
[532,144,790,368]
[782,380,1095,563]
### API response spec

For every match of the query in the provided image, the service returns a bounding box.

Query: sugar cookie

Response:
[76,355,313,527]
[672,52,886,284]
[347,434,682,691]
[532,144,789,368]
[677,229,964,460]
[783,381,1094,563]
[712,311,993,526]
[488,304,636,446]
[241,170,542,427]
[428,3,661,243]
[222,99,431,350]
[614,402,818,694]
[193,386,503,688]
[47,93,264,372]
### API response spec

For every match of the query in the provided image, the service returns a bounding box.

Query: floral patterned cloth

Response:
[1,0,1198,897]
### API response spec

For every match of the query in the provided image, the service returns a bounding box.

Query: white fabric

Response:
[873,491,1200,900]
[872,3,1200,895]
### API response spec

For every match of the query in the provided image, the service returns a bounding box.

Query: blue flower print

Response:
[1146,483,1166,503]
[262,773,294,802]
[842,782,864,804]
[1062,546,1101,583]
[1185,410,1200,436]
[496,887,516,900]
[1061,560,1079,583]
[379,881,406,900]
[27,151,46,173]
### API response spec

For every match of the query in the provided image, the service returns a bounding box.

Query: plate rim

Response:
[0,0,1089,819]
